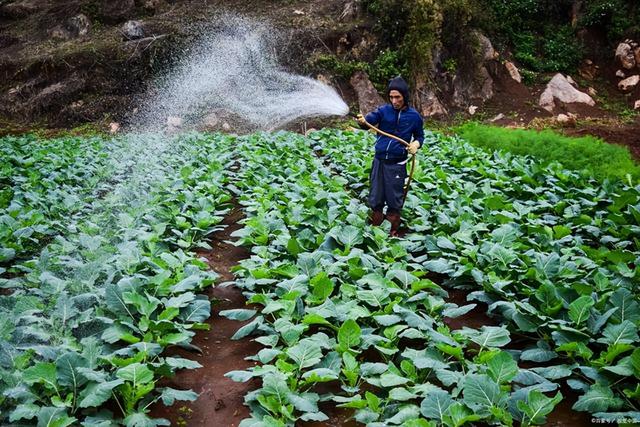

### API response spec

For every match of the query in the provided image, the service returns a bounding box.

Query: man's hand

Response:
[407,141,420,155]
[356,114,366,125]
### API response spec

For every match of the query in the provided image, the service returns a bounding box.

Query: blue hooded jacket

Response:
[365,76,424,161]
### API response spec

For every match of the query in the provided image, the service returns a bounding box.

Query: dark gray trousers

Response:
[368,157,407,214]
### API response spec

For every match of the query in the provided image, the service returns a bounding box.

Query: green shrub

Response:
[369,49,408,91]
[313,49,406,92]
[454,122,640,181]
[581,0,640,41]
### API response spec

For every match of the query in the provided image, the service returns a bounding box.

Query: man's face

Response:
[389,90,404,110]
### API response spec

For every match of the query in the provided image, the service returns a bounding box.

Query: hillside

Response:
[0,0,639,154]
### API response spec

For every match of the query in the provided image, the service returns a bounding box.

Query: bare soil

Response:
[149,207,261,427]
[563,115,640,160]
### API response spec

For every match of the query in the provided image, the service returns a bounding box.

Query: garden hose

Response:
[350,112,417,205]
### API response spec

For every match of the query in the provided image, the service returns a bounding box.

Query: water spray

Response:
[134,16,349,132]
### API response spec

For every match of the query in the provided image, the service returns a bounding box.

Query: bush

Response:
[581,0,640,41]
[454,123,640,181]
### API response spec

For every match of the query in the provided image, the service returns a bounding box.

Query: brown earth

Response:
[149,207,261,427]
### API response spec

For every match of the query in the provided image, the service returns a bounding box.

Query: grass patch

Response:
[454,122,640,182]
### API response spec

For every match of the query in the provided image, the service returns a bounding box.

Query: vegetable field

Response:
[1,129,639,426]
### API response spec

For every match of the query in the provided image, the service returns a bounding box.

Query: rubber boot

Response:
[369,210,384,226]
[386,212,401,237]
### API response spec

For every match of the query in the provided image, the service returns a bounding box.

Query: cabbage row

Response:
[0,133,234,426]
[309,129,640,422]
[224,132,570,427]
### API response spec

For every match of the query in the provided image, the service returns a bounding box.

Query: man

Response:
[357,76,424,237]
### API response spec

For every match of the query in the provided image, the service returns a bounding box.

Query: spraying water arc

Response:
[134,16,349,132]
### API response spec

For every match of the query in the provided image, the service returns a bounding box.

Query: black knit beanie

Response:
[387,76,410,106]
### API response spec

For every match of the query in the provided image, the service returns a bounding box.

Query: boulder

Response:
[416,88,448,117]
[122,20,145,40]
[49,14,92,40]
[67,14,91,37]
[350,70,384,114]
[538,73,595,112]
[474,31,498,61]
[615,42,636,70]
[618,75,640,91]
[504,61,522,83]
[579,60,599,80]
[101,0,135,22]
[452,66,494,107]
[556,113,576,126]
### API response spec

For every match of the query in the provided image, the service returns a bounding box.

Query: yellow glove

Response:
[408,141,420,155]
[356,113,366,125]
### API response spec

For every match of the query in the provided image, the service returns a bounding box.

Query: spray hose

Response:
[349,112,417,205]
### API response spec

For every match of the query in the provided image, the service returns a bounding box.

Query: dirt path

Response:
[150,207,261,426]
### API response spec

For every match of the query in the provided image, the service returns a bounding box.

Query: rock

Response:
[489,113,505,122]
[452,66,494,107]
[293,9,305,15]
[202,113,220,129]
[68,14,91,37]
[566,75,577,86]
[0,0,39,18]
[579,60,599,80]
[109,122,121,134]
[316,74,332,86]
[474,31,499,61]
[122,20,145,40]
[101,0,135,22]
[504,61,522,83]
[50,14,92,40]
[48,26,72,40]
[417,89,448,117]
[556,113,576,126]
[615,42,636,70]
[350,70,385,114]
[616,70,626,78]
[538,73,595,112]
[468,105,478,115]
[222,122,231,132]
[634,100,640,110]
[587,87,597,97]
[618,75,640,91]
[166,116,182,131]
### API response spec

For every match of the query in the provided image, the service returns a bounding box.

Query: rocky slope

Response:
[0,0,639,138]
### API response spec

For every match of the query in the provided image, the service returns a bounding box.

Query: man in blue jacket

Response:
[358,76,424,236]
